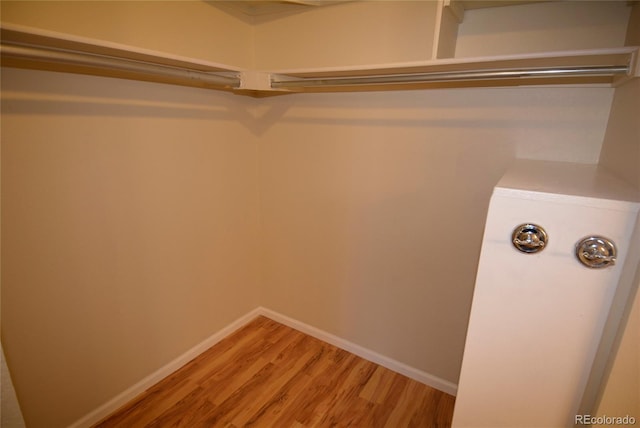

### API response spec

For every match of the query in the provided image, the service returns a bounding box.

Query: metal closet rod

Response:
[0,41,630,90]
[270,65,630,88]
[0,43,241,88]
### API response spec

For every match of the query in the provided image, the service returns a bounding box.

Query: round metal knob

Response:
[575,236,617,268]
[512,223,548,254]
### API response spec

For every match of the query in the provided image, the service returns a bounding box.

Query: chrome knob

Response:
[512,223,548,254]
[576,236,617,268]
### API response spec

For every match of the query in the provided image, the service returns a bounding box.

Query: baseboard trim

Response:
[69,305,457,427]
[67,307,262,428]
[256,307,458,397]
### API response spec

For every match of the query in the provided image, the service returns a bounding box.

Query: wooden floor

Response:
[95,316,455,427]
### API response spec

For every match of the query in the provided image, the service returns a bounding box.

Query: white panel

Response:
[453,161,639,427]
[455,1,630,58]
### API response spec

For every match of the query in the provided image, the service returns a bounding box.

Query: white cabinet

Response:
[452,160,640,427]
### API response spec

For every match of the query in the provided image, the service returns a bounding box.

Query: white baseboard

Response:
[256,307,458,397]
[67,307,262,428]
[69,306,457,427]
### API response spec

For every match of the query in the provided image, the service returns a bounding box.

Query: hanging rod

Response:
[0,43,241,89]
[270,65,630,88]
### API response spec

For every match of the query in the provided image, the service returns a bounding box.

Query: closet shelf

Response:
[268,48,638,92]
[0,24,242,92]
[1,23,638,97]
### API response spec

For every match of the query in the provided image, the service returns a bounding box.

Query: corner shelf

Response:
[1,21,637,97]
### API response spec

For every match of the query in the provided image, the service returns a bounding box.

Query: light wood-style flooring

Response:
[95,316,455,427]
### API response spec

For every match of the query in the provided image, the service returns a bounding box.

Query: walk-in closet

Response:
[1,1,638,427]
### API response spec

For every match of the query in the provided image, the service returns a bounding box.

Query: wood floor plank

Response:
[145,387,215,428]
[200,336,321,425]
[385,381,432,428]
[230,348,321,427]
[359,365,397,404]
[307,357,377,426]
[94,316,455,428]
[242,341,342,426]
[242,370,315,426]
[273,352,361,427]
[199,331,310,408]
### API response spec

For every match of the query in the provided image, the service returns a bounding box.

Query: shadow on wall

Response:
[1,67,295,136]
[249,85,613,166]
[2,68,614,152]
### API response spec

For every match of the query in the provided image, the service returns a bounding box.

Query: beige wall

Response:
[256,86,615,384]
[1,68,262,427]
[0,78,25,425]
[253,1,437,70]
[0,1,254,68]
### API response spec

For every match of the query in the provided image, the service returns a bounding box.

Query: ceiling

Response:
[210,0,352,23]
